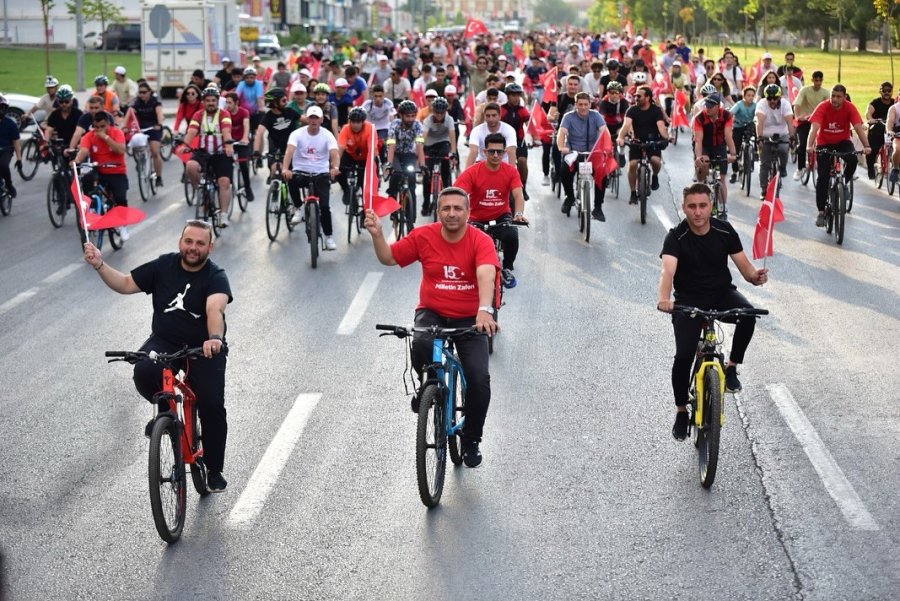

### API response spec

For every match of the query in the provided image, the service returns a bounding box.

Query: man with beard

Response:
[82,219,233,492]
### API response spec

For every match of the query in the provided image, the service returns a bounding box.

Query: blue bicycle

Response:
[377,323,476,508]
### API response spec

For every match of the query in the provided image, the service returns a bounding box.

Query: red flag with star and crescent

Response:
[752,174,786,260]
[464,18,489,39]
[363,127,400,217]
[70,164,146,233]
[540,66,559,104]
[588,128,619,189]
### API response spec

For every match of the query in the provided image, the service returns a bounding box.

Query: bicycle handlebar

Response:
[814,148,864,157]
[667,306,769,319]
[105,346,212,366]
[375,324,480,339]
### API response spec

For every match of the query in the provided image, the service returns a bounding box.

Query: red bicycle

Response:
[105,346,210,543]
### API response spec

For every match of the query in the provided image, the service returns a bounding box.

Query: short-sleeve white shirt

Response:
[287,126,338,172]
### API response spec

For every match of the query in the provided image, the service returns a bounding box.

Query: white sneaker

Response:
[325,236,337,250]
[118,226,130,241]
[218,213,229,228]
[542,175,550,186]
[793,170,801,181]
[290,208,304,225]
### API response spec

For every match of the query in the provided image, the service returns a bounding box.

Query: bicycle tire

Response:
[208,186,222,237]
[195,184,206,220]
[431,171,441,219]
[416,384,446,508]
[672,125,679,146]
[189,403,209,496]
[698,368,722,489]
[612,168,620,199]
[308,203,319,269]
[17,138,40,180]
[826,185,836,234]
[47,175,66,227]
[265,183,281,241]
[108,226,123,250]
[148,415,187,543]
[581,178,591,242]
[137,153,151,202]
[284,189,297,233]
[876,152,886,189]
[395,191,409,240]
[639,167,649,225]
[183,170,195,206]
[835,184,846,245]
[347,191,359,244]
[236,167,248,212]
[447,370,466,466]
[846,178,854,214]
[159,126,174,161]
[800,163,811,186]
[889,171,897,196]
[0,187,10,216]
[742,148,752,196]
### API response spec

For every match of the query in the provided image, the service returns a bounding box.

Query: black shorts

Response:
[628,147,662,162]
[191,151,233,180]
[515,144,528,159]
[701,145,728,173]
[142,127,162,143]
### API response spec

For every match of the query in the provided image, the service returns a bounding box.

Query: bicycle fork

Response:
[693,359,726,428]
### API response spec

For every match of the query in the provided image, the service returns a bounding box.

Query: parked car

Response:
[255,34,281,57]
[2,93,40,125]
[102,23,141,51]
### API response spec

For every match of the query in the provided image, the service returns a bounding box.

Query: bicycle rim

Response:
[47,176,65,227]
[826,187,835,234]
[447,371,465,466]
[108,226,122,250]
[698,368,722,489]
[639,166,649,224]
[416,385,446,508]
[137,155,150,202]
[308,204,319,269]
[237,169,248,212]
[183,172,195,206]
[265,185,281,240]
[347,195,358,244]
[148,416,187,543]
[846,179,854,214]
[835,184,846,245]
[160,127,173,161]
[582,179,591,243]
[18,139,40,180]
[189,403,209,496]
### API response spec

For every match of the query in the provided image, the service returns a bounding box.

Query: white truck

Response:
[141,0,243,98]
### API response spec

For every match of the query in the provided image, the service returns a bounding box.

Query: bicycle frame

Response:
[426,337,467,439]
[155,364,203,466]
[691,323,726,429]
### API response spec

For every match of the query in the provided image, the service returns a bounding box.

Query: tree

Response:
[587,0,619,32]
[41,0,54,75]
[534,0,578,26]
[66,0,126,73]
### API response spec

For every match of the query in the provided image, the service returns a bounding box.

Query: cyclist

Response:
[864,82,894,180]
[0,95,22,199]
[362,186,499,468]
[692,92,736,208]
[124,82,165,187]
[385,100,426,226]
[792,71,828,180]
[421,96,457,215]
[236,67,265,133]
[311,82,339,135]
[728,86,757,184]
[112,66,138,107]
[500,83,532,199]
[755,84,795,198]
[174,84,203,134]
[92,75,120,116]
[287,82,312,119]
[806,84,870,227]
[454,132,528,287]
[616,85,670,205]
[466,102,516,168]
[330,77,356,128]
[885,94,900,181]
[337,106,376,208]
[181,86,236,228]
[362,83,394,162]
[224,92,252,202]
[44,85,83,151]
[384,68,411,103]
[657,182,768,440]
[253,87,301,174]
[599,59,628,100]
[557,92,608,221]
[281,105,340,249]
[82,219,232,492]
[73,111,130,238]
[29,75,72,120]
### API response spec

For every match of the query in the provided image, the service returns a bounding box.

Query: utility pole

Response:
[3,0,9,47]
[75,0,85,91]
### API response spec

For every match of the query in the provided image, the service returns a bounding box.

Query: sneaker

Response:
[629,191,638,205]
[815,211,826,227]
[869,167,877,180]
[155,176,163,187]
[672,410,689,440]
[725,365,742,392]
[591,206,606,222]
[561,198,574,215]
[410,393,420,413]
[246,190,254,202]
[523,189,530,201]
[760,193,766,202]
[118,226,130,241]
[651,174,659,190]
[501,268,517,288]
[218,213,229,228]
[890,169,899,184]
[420,201,431,216]
[8,185,16,198]
[793,170,801,181]
[325,236,337,250]
[269,198,280,212]
[207,471,228,493]
[729,172,738,184]
[542,175,550,186]
[461,438,483,468]
[290,208,304,225]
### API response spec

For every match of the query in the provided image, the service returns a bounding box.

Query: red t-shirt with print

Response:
[391,222,499,318]
[453,161,523,222]
[79,126,127,174]
[810,99,863,146]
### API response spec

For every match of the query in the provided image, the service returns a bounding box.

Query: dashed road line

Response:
[652,205,675,230]
[337,272,382,335]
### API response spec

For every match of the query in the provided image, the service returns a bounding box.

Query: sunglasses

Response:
[485,148,504,155]
[139,90,151,94]
[58,99,71,104]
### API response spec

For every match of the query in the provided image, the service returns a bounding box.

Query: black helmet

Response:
[265,87,286,105]
[94,75,109,86]
[606,59,620,70]
[505,83,524,94]
[763,84,782,99]
[201,86,220,98]
[431,97,449,113]
[397,100,417,115]
[348,106,368,122]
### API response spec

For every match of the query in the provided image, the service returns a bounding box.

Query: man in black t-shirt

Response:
[83,220,233,492]
[865,82,894,179]
[252,88,301,168]
[657,183,768,440]
[616,85,670,203]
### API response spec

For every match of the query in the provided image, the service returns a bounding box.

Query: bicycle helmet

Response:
[700,83,716,96]
[505,83,524,94]
[264,87,286,105]
[94,75,109,86]
[606,59,620,70]
[55,84,74,101]
[243,67,257,76]
[348,106,368,122]
[397,100,418,115]
[632,72,647,84]
[45,75,59,88]
[313,83,331,94]
[201,86,220,98]
[606,81,624,93]
[430,97,449,113]
[763,84,782,99]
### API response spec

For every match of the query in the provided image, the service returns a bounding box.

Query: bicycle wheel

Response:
[742,148,753,195]
[137,153,151,202]
[236,166,248,212]
[308,204,320,268]
[698,368,722,489]
[17,138,40,180]
[189,403,209,496]
[826,185,836,234]
[846,178,854,214]
[148,415,187,543]
[47,175,66,227]
[159,126,174,161]
[447,370,466,466]
[611,168,620,199]
[416,384,446,508]
[639,166,649,225]
[800,160,811,186]
[265,183,281,241]
[108,219,123,249]
[195,185,206,220]
[0,188,10,216]
[835,184,847,245]
[889,169,897,196]
[877,152,886,189]
[581,178,591,243]
[347,189,360,244]
[394,191,409,240]
[183,169,195,206]
[208,186,222,237]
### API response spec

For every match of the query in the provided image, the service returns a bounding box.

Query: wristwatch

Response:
[477,306,495,316]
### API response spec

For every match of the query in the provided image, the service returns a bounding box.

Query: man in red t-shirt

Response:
[75,111,131,237]
[364,186,499,468]
[806,84,870,227]
[454,132,528,288]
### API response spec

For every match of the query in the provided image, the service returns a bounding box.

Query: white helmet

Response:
[700,83,716,96]
[632,72,647,84]
[45,75,59,88]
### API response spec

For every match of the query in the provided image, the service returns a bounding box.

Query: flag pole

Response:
[71,161,90,247]
[763,173,779,269]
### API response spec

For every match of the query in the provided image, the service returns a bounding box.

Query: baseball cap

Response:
[306,105,323,118]
[300,68,311,77]
[424,89,438,97]
[343,60,352,66]
[401,48,411,54]
[445,84,457,95]
[672,61,682,67]
[114,66,126,75]
[291,82,307,93]
[704,92,722,107]
[222,57,231,63]
[497,55,507,62]
[762,52,773,60]
[377,54,388,61]
[334,77,348,87]
[252,55,261,62]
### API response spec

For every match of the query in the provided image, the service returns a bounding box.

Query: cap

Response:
[424,89,438,97]
[497,55,507,61]
[491,42,501,48]
[306,105,323,118]
[672,61,682,67]
[334,77,349,87]
[300,68,311,76]
[445,84,457,95]
[705,92,722,107]
[401,48,411,54]
[291,82,307,93]
[343,60,352,66]
[252,55,262,62]
[377,54,388,61]
[114,66,126,75]
[762,52,773,60]
[222,56,231,63]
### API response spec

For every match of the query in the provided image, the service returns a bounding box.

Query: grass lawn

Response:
[700,43,900,101]
[0,48,142,96]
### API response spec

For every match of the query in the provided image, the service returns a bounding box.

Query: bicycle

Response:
[343,162,365,243]
[0,163,10,217]
[758,135,788,198]
[816,147,862,246]
[291,170,327,268]
[46,138,74,228]
[736,130,756,197]
[16,115,50,181]
[627,139,668,225]
[799,148,817,187]
[698,154,729,220]
[422,152,453,221]
[264,155,297,241]
[868,120,891,192]
[232,142,251,213]
[607,147,623,200]
[386,163,419,241]
[567,151,593,242]
[667,305,769,488]
[104,346,212,543]
[75,162,124,251]
[159,125,175,162]
[127,126,159,202]
[376,323,480,508]
[193,150,232,236]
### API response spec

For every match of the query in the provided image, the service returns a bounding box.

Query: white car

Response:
[2,93,41,125]
[255,34,282,57]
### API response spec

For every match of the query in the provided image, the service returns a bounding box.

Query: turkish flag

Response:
[70,169,102,232]
[309,58,321,79]
[464,18,489,39]
[410,86,425,109]
[540,66,558,104]
[463,90,475,127]
[786,74,798,104]
[671,90,690,128]
[71,165,146,231]
[512,43,525,69]
[588,128,618,188]
[751,174,785,260]
[747,59,762,86]
[526,103,554,143]
[363,126,400,217]
[651,69,672,99]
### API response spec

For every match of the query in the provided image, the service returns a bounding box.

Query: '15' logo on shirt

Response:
[305,145,317,155]
[443,265,464,280]
[484,189,500,199]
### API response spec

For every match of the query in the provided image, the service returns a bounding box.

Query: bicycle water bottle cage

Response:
[151,391,178,405]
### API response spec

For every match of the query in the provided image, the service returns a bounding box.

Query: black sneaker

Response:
[420,201,431,216]
[672,411,689,440]
[591,207,606,221]
[868,167,877,180]
[461,438,482,468]
[629,191,638,205]
[246,190,255,202]
[155,176,163,187]
[651,174,660,190]
[725,365,742,392]
[561,198,574,216]
[815,211,826,227]
[207,471,228,492]
[8,186,16,199]
[410,393,420,413]
[523,189,530,201]
[729,172,738,184]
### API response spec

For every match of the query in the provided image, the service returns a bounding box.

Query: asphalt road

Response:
[1,132,899,600]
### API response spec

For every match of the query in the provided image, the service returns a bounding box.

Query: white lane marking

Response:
[0,290,38,316]
[652,205,675,230]
[41,262,83,285]
[228,393,322,528]
[766,383,879,531]
[132,202,180,232]
[336,272,383,335]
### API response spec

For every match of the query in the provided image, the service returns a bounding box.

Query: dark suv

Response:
[102,23,141,51]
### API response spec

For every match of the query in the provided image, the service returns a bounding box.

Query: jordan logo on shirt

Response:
[164,283,200,319]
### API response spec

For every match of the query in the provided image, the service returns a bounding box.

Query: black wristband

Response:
[209,334,223,341]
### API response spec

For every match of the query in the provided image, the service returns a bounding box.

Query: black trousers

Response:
[288,171,333,235]
[560,155,605,206]
[337,155,366,204]
[133,335,228,473]
[387,152,418,220]
[670,290,756,406]
[815,140,857,211]
[471,214,518,270]
[867,124,886,173]
[0,147,13,191]
[411,310,491,441]
[796,121,812,170]
[423,142,451,205]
